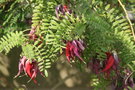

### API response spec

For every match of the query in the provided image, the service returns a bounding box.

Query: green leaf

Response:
[105,4,110,10]
[44,69,48,77]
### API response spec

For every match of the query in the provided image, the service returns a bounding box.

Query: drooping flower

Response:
[65,40,85,62]
[66,41,72,62]
[88,51,120,78]
[25,60,38,84]
[102,52,120,78]
[14,56,44,84]
[102,52,115,72]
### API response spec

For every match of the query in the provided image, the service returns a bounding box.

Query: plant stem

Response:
[118,0,135,41]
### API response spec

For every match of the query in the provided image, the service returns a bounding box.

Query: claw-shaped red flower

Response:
[25,60,38,84]
[65,40,85,62]
[15,56,44,84]
[102,52,120,78]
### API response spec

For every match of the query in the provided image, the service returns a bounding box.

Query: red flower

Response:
[65,40,85,62]
[66,41,72,62]
[102,52,120,78]
[102,53,114,72]
[15,56,44,84]
[25,60,38,84]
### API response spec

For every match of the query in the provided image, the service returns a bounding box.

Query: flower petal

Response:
[14,56,27,78]
[75,40,85,51]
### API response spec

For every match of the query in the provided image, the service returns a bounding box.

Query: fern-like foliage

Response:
[0,31,25,54]
[73,0,135,65]
[72,0,135,89]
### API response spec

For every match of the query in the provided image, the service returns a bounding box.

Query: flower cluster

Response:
[88,52,120,78]
[14,56,44,84]
[101,52,120,78]
[65,40,85,62]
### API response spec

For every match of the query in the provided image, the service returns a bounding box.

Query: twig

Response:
[124,72,133,85]
[118,0,135,41]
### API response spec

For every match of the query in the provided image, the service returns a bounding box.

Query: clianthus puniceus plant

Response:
[0,0,135,89]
